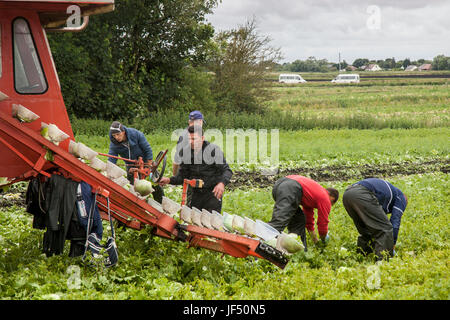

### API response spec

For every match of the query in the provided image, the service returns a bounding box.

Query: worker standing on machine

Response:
[172,110,205,176]
[172,111,205,207]
[159,125,232,213]
[108,121,164,202]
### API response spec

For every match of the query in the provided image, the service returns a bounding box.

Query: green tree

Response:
[353,58,369,68]
[432,55,450,70]
[209,18,282,113]
[47,33,91,111]
[402,58,411,69]
[48,0,219,120]
[289,60,307,72]
[334,60,348,71]
[108,0,217,111]
[287,57,329,72]
[382,57,396,69]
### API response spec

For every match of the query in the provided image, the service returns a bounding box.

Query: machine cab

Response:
[0,0,113,179]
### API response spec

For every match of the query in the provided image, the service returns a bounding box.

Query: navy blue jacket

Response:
[356,178,407,244]
[108,126,153,170]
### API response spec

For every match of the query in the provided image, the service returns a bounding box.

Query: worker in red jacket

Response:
[267,175,339,250]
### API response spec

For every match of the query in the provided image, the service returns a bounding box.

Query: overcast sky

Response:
[206,0,450,64]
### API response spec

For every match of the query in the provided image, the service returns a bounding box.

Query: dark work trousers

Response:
[343,184,394,260]
[190,189,222,213]
[267,177,307,250]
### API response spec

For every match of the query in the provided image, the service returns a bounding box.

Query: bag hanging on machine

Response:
[83,192,118,267]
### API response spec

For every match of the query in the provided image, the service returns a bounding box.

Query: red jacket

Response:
[286,175,331,236]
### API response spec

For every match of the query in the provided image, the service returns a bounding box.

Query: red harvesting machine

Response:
[0,0,288,269]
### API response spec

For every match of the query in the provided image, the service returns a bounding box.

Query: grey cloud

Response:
[207,0,450,63]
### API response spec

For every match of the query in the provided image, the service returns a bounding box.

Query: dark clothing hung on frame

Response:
[25,174,102,258]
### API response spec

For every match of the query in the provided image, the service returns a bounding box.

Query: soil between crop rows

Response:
[228,158,449,189]
[0,159,448,207]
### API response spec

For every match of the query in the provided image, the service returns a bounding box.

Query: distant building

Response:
[365,64,382,71]
[418,63,432,71]
[405,65,418,71]
[346,65,357,71]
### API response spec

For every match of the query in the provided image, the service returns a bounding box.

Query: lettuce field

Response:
[0,75,449,300]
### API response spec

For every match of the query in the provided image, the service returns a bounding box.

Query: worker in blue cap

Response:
[172,111,205,207]
[188,110,206,123]
[172,111,205,175]
[160,125,232,213]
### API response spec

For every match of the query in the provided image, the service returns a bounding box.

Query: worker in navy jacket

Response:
[342,178,407,260]
[108,121,163,202]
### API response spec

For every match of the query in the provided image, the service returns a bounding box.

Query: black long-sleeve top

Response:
[169,141,233,190]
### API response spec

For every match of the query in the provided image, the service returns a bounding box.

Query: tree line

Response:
[279,55,450,72]
[49,0,281,121]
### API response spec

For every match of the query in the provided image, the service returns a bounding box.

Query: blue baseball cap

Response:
[189,110,205,123]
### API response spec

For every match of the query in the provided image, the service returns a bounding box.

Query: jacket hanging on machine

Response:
[42,174,79,257]
[25,176,47,230]
[25,175,104,258]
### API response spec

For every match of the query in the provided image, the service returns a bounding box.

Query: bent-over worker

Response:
[108,121,164,202]
[342,178,407,260]
[268,175,339,250]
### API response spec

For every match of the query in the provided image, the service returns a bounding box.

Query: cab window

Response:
[13,18,47,94]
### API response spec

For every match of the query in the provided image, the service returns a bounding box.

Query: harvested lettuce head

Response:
[134,179,154,197]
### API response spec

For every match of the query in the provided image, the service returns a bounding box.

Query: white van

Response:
[331,74,360,84]
[279,74,307,84]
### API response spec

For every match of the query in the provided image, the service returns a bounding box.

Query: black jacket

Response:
[169,141,232,190]
[43,174,79,257]
[25,175,100,258]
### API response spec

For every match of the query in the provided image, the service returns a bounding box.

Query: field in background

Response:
[0,73,449,299]
[268,71,449,128]
[75,127,449,182]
